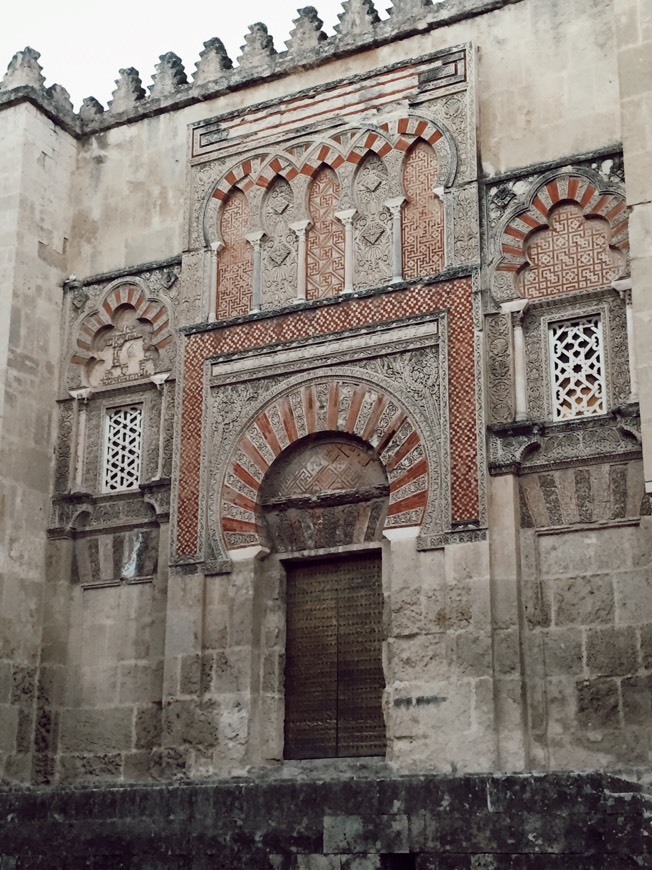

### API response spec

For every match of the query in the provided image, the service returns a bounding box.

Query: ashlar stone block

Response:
[614,568,652,623]
[576,677,621,730]
[585,626,638,676]
[552,575,615,626]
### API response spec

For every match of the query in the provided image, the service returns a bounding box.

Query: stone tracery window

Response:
[102,405,143,492]
[307,165,345,299]
[549,315,606,420]
[402,140,444,279]
[217,188,253,319]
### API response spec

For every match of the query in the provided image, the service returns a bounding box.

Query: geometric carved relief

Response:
[520,205,623,299]
[175,276,476,561]
[307,166,345,299]
[496,174,629,302]
[353,154,392,290]
[260,436,389,553]
[71,282,172,387]
[217,189,253,319]
[262,176,298,309]
[549,315,605,420]
[402,140,444,279]
[220,380,429,550]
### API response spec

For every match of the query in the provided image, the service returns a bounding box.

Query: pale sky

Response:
[1,0,389,109]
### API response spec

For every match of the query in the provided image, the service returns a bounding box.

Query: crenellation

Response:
[236,22,277,70]
[148,52,189,100]
[0,46,46,92]
[0,1,534,135]
[45,83,74,116]
[79,96,104,122]
[386,0,433,20]
[335,0,381,41]
[192,37,233,87]
[285,7,329,57]
[108,67,146,114]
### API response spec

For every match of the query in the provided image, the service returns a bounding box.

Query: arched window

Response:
[217,189,252,319]
[307,166,345,299]
[402,140,444,279]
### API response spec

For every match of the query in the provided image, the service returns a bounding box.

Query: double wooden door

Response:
[284,552,386,759]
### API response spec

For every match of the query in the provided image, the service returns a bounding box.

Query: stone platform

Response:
[0,772,650,868]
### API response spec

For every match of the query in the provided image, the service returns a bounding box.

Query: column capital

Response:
[69,388,93,402]
[501,298,529,326]
[151,371,170,391]
[289,220,312,239]
[612,277,633,303]
[335,208,357,227]
[384,196,406,215]
[245,230,266,249]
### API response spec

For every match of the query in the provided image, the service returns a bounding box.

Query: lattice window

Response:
[103,405,143,491]
[549,316,606,420]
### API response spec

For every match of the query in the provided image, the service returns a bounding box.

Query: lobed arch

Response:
[381,115,457,188]
[218,379,431,552]
[299,142,347,178]
[255,153,301,190]
[69,279,173,388]
[345,128,394,164]
[201,115,457,249]
[495,172,629,300]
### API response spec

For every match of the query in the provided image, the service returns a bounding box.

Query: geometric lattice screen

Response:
[549,316,605,420]
[103,405,143,491]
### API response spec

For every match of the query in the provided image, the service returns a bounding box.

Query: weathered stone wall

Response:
[0,100,75,782]
[520,488,652,770]
[0,0,650,794]
[615,0,652,493]
[0,773,650,867]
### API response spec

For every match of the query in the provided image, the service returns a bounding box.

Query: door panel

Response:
[284,552,385,759]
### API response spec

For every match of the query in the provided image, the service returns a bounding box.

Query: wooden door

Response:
[284,552,385,759]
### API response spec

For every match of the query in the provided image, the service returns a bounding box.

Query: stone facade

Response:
[1,0,652,857]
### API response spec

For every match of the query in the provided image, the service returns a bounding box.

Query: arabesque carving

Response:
[68,280,174,390]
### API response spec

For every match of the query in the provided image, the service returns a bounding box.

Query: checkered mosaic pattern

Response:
[175,277,477,557]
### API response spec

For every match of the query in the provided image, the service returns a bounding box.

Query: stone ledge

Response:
[0,773,649,864]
